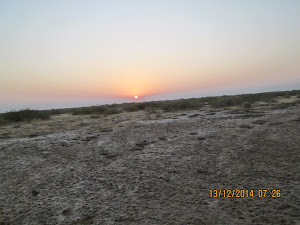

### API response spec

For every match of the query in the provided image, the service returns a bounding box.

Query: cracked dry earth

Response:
[0,106,300,225]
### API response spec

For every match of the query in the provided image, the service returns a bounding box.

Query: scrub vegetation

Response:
[1,109,50,123]
[1,89,299,123]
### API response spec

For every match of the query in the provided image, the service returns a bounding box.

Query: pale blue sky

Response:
[0,0,300,112]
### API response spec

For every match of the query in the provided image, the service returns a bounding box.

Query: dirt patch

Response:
[0,106,300,224]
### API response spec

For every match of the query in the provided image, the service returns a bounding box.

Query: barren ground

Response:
[0,101,300,224]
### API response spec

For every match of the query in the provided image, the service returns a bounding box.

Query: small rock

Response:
[188,114,200,118]
[99,128,113,132]
[197,136,206,140]
[62,208,71,216]
[252,120,267,125]
[159,137,167,141]
[132,146,143,151]
[86,135,99,139]
[136,140,149,148]
[32,190,39,197]
[61,141,70,147]
[240,124,253,129]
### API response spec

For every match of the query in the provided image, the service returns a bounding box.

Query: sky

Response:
[0,0,300,112]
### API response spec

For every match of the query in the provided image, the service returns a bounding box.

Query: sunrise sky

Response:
[1,0,300,112]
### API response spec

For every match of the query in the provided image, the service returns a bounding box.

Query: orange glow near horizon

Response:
[1,63,299,102]
[1,0,300,109]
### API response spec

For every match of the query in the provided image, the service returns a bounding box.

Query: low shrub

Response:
[72,105,121,115]
[3,109,50,122]
[159,99,203,111]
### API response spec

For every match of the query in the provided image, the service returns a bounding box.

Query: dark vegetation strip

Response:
[1,90,299,123]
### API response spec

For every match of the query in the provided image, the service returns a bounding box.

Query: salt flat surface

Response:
[0,106,300,224]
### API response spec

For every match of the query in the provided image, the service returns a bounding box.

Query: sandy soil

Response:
[0,104,300,224]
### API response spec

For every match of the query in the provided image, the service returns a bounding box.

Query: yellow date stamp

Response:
[209,189,281,198]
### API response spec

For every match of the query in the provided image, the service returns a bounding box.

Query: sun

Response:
[134,95,138,99]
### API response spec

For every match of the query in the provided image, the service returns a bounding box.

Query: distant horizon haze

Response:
[1,83,299,113]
